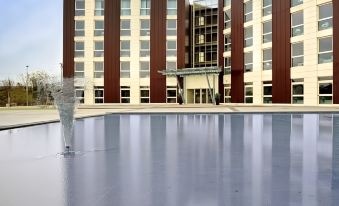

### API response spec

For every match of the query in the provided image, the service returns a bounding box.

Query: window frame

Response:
[318,79,333,104]
[291,11,304,37]
[244,26,253,47]
[140,61,150,78]
[120,86,131,103]
[74,62,85,78]
[75,41,85,58]
[75,20,85,37]
[263,20,272,43]
[140,0,151,16]
[244,0,253,23]
[120,19,131,36]
[94,87,104,104]
[94,62,104,78]
[291,79,304,104]
[318,36,333,64]
[291,41,304,67]
[121,0,131,16]
[244,51,253,72]
[318,3,333,31]
[140,86,150,103]
[120,40,130,57]
[94,0,105,16]
[263,81,272,104]
[120,61,131,78]
[263,48,272,70]
[94,41,104,57]
[224,84,231,103]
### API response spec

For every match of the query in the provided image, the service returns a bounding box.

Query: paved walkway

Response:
[1,104,339,130]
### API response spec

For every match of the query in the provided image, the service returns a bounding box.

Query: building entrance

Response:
[187,89,214,104]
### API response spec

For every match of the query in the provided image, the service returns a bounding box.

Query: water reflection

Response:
[0,114,339,206]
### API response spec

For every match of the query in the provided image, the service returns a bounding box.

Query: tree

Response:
[18,71,56,105]
[0,78,15,106]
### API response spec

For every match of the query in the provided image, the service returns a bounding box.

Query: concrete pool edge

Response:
[1,110,339,131]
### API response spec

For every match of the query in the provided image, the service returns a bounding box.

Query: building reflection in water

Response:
[2,114,338,205]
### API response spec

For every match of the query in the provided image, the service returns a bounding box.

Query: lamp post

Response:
[26,65,29,106]
[60,63,63,83]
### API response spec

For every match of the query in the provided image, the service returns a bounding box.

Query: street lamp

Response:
[60,63,63,82]
[26,65,29,106]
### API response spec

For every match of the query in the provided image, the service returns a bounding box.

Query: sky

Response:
[0,0,63,81]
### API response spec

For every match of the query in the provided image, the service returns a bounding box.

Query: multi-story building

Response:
[63,0,339,105]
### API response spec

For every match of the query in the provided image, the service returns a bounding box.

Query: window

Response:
[292,79,304,104]
[318,3,333,31]
[94,62,104,78]
[245,82,253,103]
[75,0,85,16]
[263,48,272,70]
[224,0,231,7]
[121,20,131,36]
[167,20,177,36]
[75,21,85,37]
[140,19,150,36]
[140,40,150,57]
[196,34,205,44]
[224,57,231,74]
[120,40,130,57]
[75,87,85,104]
[292,42,304,67]
[225,9,231,29]
[120,61,130,78]
[74,62,84,78]
[318,36,333,64]
[244,52,253,72]
[94,41,104,57]
[263,0,272,16]
[167,0,177,15]
[291,0,303,7]
[224,84,231,103]
[318,77,332,104]
[94,87,104,104]
[140,61,150,78]
[263,20,272,43]
[121,0,131,16]
[167,40,177,57]
[166,61,176,70]
[196,16,205,26]
[263,81,272,103]
[244,0,253,22]
[75,41,84,58]
[140,86,150,103]
[225,34,231,51]
[198,52,205,63]
[140,0,150,15]
[167,86,177,103]
[291,11,304,37]
[121,86,130,103]
[94,0,104,16]
[244,26,253,47]
[94,20,104,36]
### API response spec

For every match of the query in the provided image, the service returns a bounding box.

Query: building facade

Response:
[63,0,339,105]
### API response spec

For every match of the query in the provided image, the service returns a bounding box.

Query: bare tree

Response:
[0,78,15,106]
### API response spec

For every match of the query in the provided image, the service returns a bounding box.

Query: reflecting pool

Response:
[0,114,338,206]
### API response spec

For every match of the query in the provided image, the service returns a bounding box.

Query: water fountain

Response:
[51,78,78,156]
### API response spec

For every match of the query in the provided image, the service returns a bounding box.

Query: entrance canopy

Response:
[158,66,221,77]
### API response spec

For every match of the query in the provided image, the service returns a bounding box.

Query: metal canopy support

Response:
[176,75,185,103]
[204,70,215,105]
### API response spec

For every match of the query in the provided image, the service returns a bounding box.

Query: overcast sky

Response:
[0,0,63,81]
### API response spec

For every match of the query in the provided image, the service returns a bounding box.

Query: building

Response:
[63,0,339,105]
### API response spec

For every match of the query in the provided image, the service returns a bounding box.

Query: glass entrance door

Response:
[193,89,214,104]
